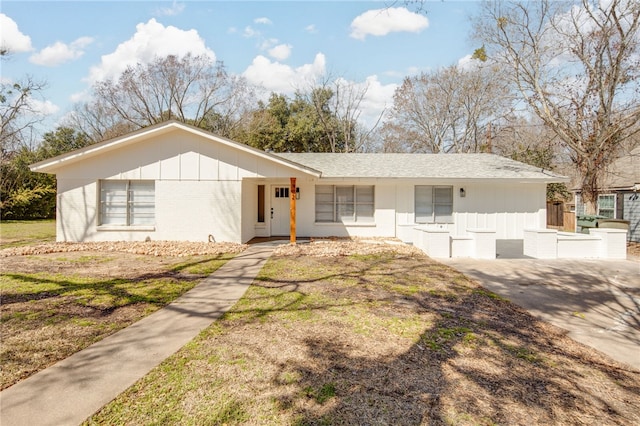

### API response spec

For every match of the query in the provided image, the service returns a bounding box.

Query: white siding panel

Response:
[238,154,257,179]
[256,158,276,177]
[57,180,98,242]
[241,180,257,242]
[155,180,242,242]
[218,146,238,180]
[140,161,160,179]
[199,143,219,180]
[180,149,200,180]
[160,156,180,180]
[395,185,413,226]
[374,184,396,236]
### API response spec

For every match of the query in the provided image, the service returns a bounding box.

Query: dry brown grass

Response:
[87,243,640,425]
[0,247,237,390]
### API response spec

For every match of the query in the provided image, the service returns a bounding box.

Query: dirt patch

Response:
[628,241,640,259]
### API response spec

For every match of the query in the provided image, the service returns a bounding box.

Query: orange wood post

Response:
[290,177,296,244]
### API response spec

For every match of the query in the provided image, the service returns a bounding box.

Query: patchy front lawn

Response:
[0,242,245,390]
[86,242,640,425]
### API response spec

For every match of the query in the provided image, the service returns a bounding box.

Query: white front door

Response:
[271,186,290,236]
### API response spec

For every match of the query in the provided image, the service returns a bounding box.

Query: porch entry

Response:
[270,186,290,236]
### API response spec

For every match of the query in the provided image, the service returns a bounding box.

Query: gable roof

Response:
[601,146,640,190]
[276,153,567,183]
[29,120,322,177]
[30,120,566,183]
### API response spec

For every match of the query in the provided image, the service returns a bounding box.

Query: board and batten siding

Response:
[623,192,640,242]
[54,130,308,243]
[395,181,546,242]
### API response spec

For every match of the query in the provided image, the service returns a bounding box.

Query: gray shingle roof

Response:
[601,146,640,190]
[275,153,567,181]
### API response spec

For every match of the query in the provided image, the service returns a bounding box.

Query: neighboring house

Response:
[30,120,566,252]
[575,146,640,242]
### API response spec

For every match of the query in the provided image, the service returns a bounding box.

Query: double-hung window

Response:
[415,185,453,223]
[597,194,615,218]
[99,180,155,226]
[315,185,374,223]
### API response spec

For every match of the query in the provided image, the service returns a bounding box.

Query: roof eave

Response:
[29,120,322,178]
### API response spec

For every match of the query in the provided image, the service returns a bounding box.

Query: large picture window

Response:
[100,180,155,226]
[415,185,453,223]
[315,185,374,223]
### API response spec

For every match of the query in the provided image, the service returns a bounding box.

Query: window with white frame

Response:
[415,185,453,223]
[100,180,155,226]
[315,185,374,223]
[597,194,615,218]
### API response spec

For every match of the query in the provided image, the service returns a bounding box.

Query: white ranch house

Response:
[31,121,626,259]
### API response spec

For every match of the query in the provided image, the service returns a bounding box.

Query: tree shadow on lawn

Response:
[285,294,639,425]
[0,254,228,306]
[0,254,230,389]
[234,254,640,425]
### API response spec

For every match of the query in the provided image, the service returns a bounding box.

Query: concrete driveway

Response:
[441,256,640,370]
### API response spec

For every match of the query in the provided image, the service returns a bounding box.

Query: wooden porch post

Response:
[290,177,296,244]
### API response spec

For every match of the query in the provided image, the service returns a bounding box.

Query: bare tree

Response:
[1,76,47,154]
[381,63,512,153]
[473,0,640,213]
[300,76,384,153]
[69,54,256,141]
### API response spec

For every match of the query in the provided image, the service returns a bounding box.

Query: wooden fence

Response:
[547,201,576,232]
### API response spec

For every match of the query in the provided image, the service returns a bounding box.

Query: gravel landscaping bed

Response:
[0,241,248,258]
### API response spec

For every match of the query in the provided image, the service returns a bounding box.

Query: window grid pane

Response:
[355,185,374,222]
[415,185,452,224]
[415,185,433,223]
[315,185,335,222]
[100,180,155,226]
[598,194,615,219]
[315,185,374,223]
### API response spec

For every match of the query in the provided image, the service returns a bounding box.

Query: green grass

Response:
[82,251,640,426]
[1,272,194,308]
[1,251,236,390]
[0,219,56,248]
[304,383,336,404]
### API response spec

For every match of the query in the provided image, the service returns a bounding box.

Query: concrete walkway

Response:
[442,257,640,370]
[1,243,276,426]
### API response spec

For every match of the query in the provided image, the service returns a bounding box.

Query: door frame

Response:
[270,184,291,236]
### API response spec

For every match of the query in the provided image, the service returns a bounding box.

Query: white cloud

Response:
[260,38,279,50]
[0,14,33,53]
[350,7,429,40]
[354,75,397,127]
[70,89,90,104]
[254,17,272,25]
[268,44,292,61]
[243,53,326,94]
[87,19,215,83]
[243,26,259,38]
[457,54,482,71]
[30,37,94,67]
[28,98,60,116]
[305,24,317,34]
[154,1,185,16]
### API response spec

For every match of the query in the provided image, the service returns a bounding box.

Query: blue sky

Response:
[1,1,480,132]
